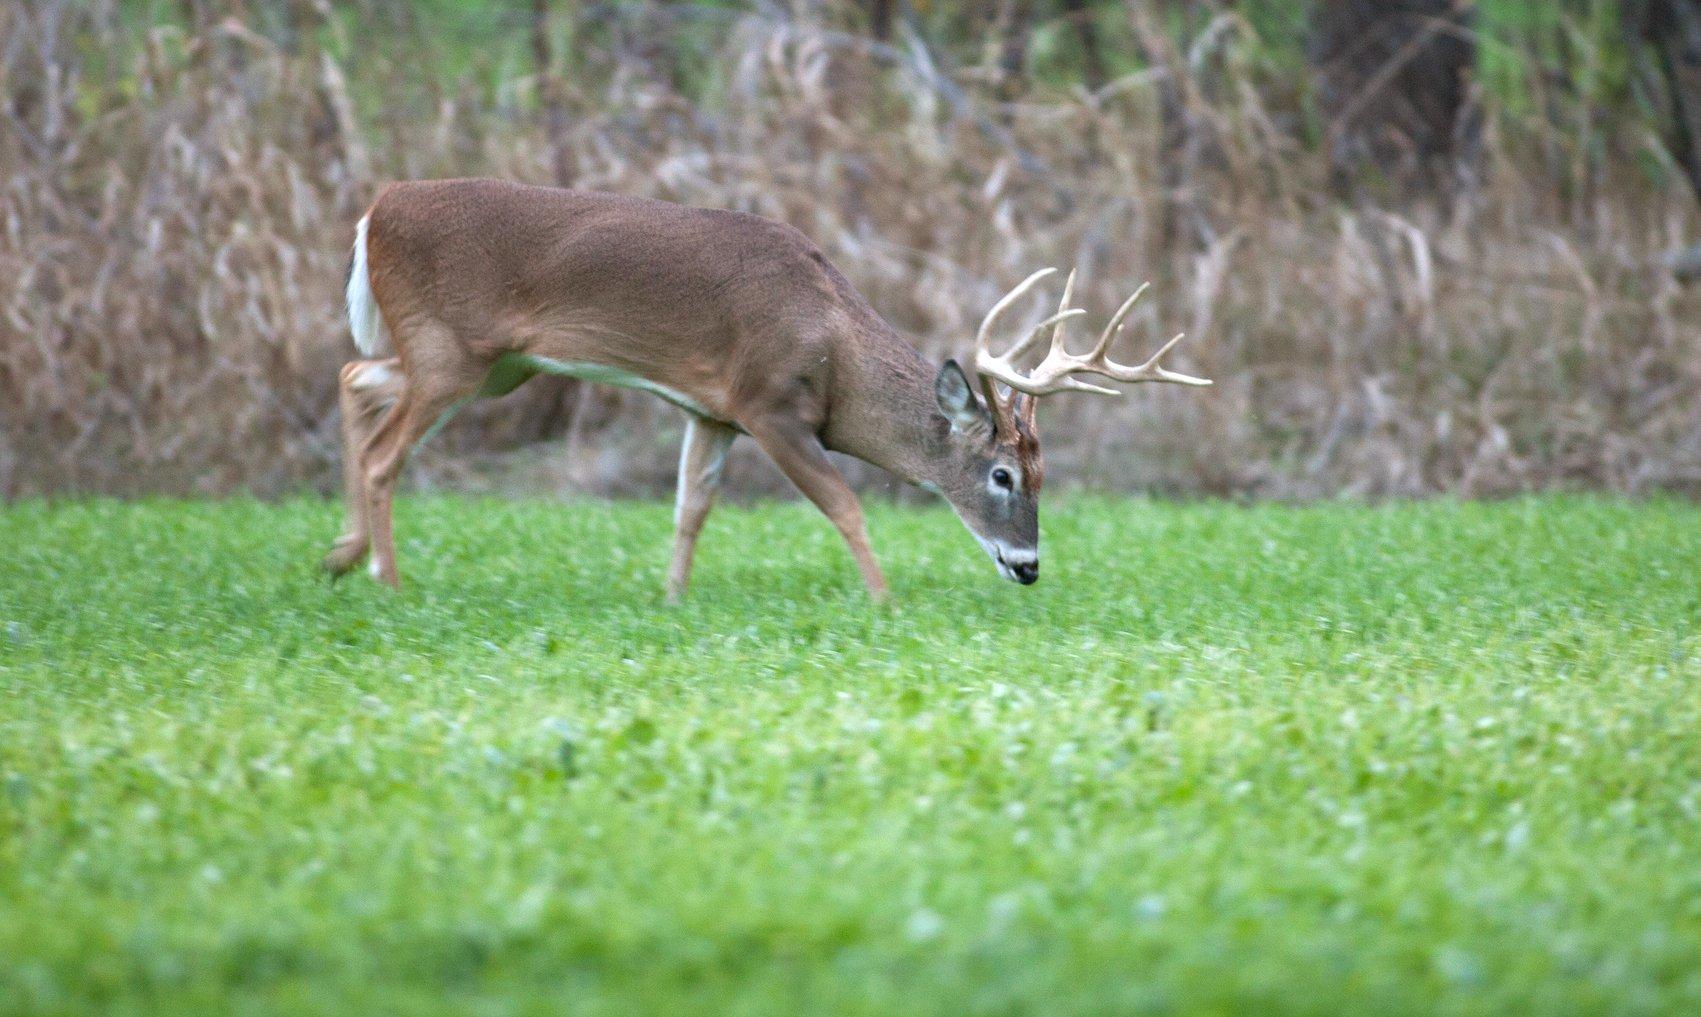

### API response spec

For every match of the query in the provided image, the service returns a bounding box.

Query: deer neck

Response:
[822,328,950,489]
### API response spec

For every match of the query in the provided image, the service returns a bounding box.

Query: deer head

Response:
[930,268,1211,585]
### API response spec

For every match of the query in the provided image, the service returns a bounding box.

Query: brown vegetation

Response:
[2,1,1698,499]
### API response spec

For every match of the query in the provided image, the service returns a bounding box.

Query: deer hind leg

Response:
[361,327,488,589]
[744,416,887,600]
[666,415,738,603]
[323,358,404,579]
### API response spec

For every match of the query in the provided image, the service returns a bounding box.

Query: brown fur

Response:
[1013,397,1045,493]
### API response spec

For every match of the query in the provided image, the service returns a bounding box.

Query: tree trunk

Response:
[868,0,895,42]
[988,0,1033,106]
[531,0,575,188]
[526,0,585,440]
[1062,0,1107,92]
[1309,0,1478,189]
[1129,4,1194,245]
[1626,0,1701,202]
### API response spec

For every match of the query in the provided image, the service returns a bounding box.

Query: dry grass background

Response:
[3,0,1698,500]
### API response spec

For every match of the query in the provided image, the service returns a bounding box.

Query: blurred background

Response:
[2,0,1697,501]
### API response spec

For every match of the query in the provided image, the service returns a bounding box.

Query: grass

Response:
[2,496,1699,1015]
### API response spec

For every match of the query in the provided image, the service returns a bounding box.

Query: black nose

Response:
[1013,561,1039,584]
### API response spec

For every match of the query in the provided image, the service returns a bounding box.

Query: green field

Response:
[2,497,1699,1015]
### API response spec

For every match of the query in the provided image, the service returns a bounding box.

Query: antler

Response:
[974,269,1213,403]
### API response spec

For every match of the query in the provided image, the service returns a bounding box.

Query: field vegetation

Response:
[2,497,1699,1013]
[3,0,1699,499]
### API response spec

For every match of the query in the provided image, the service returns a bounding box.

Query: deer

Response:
[323,179,1210,601]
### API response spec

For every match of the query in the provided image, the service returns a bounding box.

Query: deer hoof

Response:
[322,535,369,580]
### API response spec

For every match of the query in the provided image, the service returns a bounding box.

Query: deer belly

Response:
[490,353,717,419]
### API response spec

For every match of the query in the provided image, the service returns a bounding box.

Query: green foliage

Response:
[1477,0,1632,121]
[105,0,1651,119]
[3,497,1699,1013]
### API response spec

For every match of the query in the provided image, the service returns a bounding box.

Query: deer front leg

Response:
[666,416,738,603]
[745,417,888,601]
[323,358,404,578]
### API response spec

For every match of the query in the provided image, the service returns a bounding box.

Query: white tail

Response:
[322,180,1211,599]
[346,214,387,356]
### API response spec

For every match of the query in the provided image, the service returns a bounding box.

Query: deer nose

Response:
[1012,560,1039,584]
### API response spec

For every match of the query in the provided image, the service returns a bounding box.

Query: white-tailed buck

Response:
[325,179,1210,599]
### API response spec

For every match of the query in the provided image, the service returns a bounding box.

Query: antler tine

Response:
[1047,269,1079,358]
[1006,308,1087,364]
[1024,269,1120,395]
[1144,334,1213,386]
[1084,329,1213,387]
[1088,281,1148,359]
[975,267,1057,361]
[1054,282,1211,388]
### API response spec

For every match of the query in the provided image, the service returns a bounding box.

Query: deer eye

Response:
[991,467,1014,490]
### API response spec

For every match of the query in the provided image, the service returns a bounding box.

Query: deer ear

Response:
[935,360,991,435]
